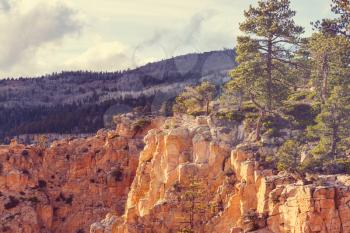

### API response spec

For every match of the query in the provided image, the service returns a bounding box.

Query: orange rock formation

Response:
[1,114,350,233]
[0,114,163,233]
[93,115,350,233]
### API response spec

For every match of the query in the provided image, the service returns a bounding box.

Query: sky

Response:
[0,0,334,78]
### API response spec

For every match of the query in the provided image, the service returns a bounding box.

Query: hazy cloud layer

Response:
[0,0,81,72]
[132,10,217,67]
[0,0,333,78]
[0,0,10,11]
[64,41,131,71]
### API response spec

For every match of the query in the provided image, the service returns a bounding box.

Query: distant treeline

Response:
[0,49,235,143]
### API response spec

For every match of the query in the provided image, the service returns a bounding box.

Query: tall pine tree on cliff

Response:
[229,0,304,140]
[307,1,350,161]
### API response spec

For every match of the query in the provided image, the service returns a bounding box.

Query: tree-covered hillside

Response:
[0,50,235,143]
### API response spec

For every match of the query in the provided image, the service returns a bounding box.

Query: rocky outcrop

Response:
[210,147,350,233]
[0,114,164,233]
[2,113,350,233]
[92,115,350,233]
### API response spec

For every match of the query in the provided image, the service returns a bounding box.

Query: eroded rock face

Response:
[91,115,350,233]
[0,114,164,233]
[3,113,350,233]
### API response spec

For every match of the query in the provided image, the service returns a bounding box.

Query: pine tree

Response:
[276,140,301,172]
[308,86,350,159]
[173,81,216,115]
[308,33,350,103]
[177,178,208,233]
[228,0,304,140]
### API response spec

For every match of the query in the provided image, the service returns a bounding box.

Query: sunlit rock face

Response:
[91,115,350,233]
[0,114,164,233]
[2,113,350,233]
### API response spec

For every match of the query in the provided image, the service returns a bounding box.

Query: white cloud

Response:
[0,0,82,71]
[0,0,10,11]
[64,41,132,71]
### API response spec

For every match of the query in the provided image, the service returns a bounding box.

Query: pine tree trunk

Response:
[267,38,273,111]
[255,110,265,141]
[206,100,210,115]
[331,124,338,160]
[238,92,243,111]
[321,54,329,104]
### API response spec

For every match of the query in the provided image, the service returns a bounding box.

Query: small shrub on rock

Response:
[28,196,40,204]
[21,169,30,175]
[132,118,151,131]
[65,195,74,205]
[4,196,20,209]
[111,168,123,182]
[276,140,301,172]
[177,229,194,233]
[322,159,350,174]
[1,226,11,232]
[38,180,47,189]
[216,110,245,122]
[21,150,29,157]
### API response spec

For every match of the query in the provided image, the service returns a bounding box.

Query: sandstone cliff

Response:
[2,114,350,233]
[91,115,350,233]
[0,114,163,233]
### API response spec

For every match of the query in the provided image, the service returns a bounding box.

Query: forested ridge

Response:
[0,50,235,143]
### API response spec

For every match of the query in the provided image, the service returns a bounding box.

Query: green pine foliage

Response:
[308,33,350,103]
[308,86,350,159]
[313,0,350,38]
[216,0,350,174]
[276,140,301,172]
[174,178,209,232]
[173,81,216,116]
[227,0,304,140]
